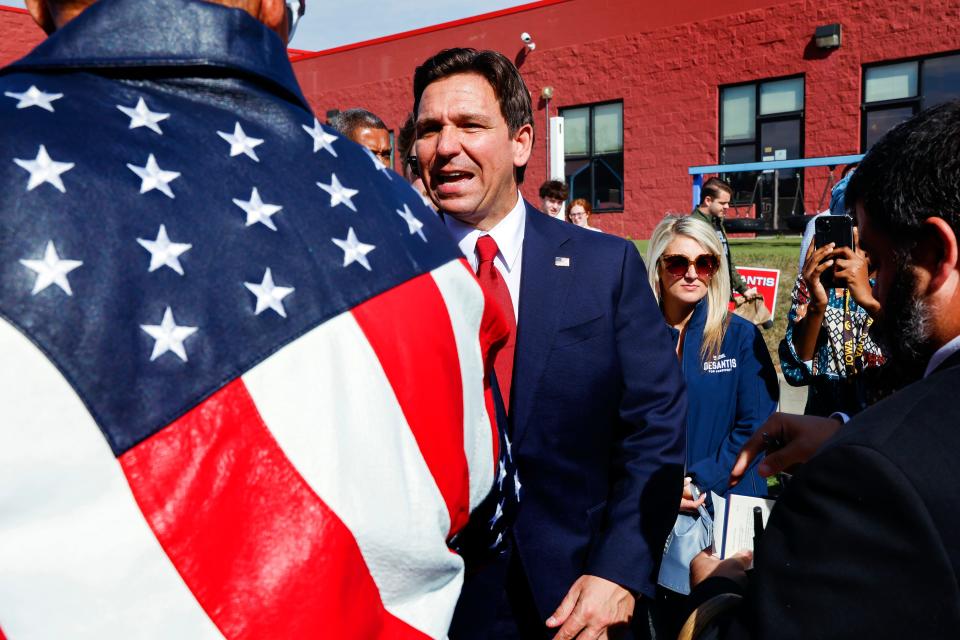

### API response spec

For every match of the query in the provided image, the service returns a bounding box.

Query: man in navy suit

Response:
[413,48,687,639]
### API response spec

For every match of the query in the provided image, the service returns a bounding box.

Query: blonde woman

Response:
[647,214,778,499]
[647,214,779,634]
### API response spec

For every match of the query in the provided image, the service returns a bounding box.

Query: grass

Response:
[634,236,802,369]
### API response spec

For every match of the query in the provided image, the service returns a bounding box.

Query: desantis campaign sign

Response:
[733,266,781,319]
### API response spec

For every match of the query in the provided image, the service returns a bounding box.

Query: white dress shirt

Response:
[924,334,960,379]
[443,192,526,323]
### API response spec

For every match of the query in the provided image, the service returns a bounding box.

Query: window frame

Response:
[559,99,624,213]
[861,50,960,150]
[717,75,806,226]
[718,74,805,170]
[388,130,396,172]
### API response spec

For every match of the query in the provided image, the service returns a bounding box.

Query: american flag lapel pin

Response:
[554,256,570,267]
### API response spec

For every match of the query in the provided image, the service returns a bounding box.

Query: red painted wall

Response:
[0,6,43,68]
[292,0,960,238]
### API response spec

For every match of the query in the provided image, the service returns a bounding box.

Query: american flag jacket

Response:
[0,0,509,637]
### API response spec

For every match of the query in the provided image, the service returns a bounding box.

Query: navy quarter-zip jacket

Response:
[668,302,779,497]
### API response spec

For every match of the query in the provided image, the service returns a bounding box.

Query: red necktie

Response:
[475,235,517,413]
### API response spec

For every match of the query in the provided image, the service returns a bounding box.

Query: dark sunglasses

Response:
[660,253,720,279]
[406,155,420,177]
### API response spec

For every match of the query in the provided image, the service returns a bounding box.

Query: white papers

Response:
[711,492,775,559]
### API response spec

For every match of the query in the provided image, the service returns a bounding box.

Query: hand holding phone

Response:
[814,215,854,289]
[801,242,836,307]
[831,228,882,316]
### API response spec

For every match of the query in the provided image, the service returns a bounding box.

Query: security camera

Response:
[520,32,536,51]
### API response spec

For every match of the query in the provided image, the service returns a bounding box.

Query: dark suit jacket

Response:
[710,351,960,638]
[501,202,686,618]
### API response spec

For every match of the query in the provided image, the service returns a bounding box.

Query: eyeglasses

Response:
[406,155,420,177]
[660,253,720,279]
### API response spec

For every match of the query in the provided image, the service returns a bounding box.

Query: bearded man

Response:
[688,101,960,638]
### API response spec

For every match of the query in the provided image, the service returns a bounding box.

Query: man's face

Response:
[416,72,532,227]
[856,204,894,312]
[541,197,564,217]
[857,203,933,382]
[705,191,731,218]
[353,127,392,169]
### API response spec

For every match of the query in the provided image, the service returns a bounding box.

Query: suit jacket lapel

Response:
[512,202,573,444]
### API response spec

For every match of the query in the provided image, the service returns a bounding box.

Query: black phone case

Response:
[814,216,853,289]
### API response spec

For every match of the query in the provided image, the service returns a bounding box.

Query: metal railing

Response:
[689,154,863,232]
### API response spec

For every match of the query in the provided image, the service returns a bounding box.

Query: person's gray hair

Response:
[330,108,388,139]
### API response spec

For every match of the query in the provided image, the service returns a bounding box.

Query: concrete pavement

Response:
[777,373,808,414]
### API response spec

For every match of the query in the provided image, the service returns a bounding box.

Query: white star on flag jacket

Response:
[0,0,513,637]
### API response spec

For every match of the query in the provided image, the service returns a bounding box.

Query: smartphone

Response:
[814,215,853,289]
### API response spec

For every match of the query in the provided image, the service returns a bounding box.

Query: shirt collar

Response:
[692,208,720,226]
[444,192,526,271]
[5,0,308,111]
[923,334,960,378]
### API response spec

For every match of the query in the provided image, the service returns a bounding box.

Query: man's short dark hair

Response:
[331,108,388,139]
[539,180,568,201]
[699,177,734,205]
[846,101,960,255]
[412,47,534,183]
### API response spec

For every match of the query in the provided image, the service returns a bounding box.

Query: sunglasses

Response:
[660,253,720,279]
[406,155,420,177]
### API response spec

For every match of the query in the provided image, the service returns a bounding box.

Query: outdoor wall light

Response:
[521,32,536,52]
[541,86,554,99]
[814,23,842,49]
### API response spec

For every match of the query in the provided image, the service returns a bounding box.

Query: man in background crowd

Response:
[396,111,435,209]
[0,0,504,636]
[538,179,568,220]
[413,47,685,640]
[691,178,758,301]
[330,107,392,168]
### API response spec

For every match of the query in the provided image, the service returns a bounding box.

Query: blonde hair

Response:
[646,214,731,362]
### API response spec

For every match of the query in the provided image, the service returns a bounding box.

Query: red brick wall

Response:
[0,6,43,68]
[292,0,960,238]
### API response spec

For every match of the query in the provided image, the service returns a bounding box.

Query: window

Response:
[561,101,623,211]
[862,52,960,149]
[388,130,396,172]
[719,77,804,228]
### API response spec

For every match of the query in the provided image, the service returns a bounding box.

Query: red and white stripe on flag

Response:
[0,260,503,639]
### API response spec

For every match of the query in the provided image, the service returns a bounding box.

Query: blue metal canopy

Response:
[689,154,864,210]
[689,154,864,175]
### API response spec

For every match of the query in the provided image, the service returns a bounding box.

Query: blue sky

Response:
[5,1,529,51]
